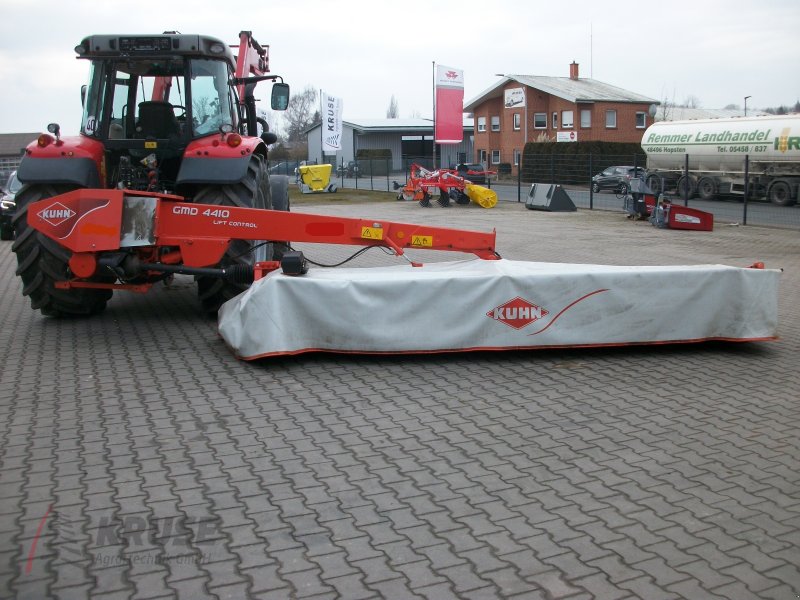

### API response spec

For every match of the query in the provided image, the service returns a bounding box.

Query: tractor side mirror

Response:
[271,83,290,111]
[81,84,87,108]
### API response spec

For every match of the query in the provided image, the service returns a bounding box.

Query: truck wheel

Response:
[645,174,662,194]
[768,181,795,206]
[194,155,272,314]
[696,177,716,201]
[12,185,113,317]
[676,175,696,199]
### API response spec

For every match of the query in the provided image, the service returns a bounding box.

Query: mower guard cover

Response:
[217,259,780,359]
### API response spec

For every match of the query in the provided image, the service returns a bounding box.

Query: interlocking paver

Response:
[2,202,799,598]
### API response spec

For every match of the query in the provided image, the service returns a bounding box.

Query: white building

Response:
[305,118,475,172]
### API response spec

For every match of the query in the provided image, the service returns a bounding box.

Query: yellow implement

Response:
[298,164,337,193]
[465,184,498,208]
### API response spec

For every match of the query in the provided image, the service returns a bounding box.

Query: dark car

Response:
[268,161,297,176]
[591,166,646,194]
[1,170,21,241]
[336,161,360,178]
[450,163,491,185]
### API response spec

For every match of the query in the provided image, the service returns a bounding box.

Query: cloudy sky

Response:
[1,0,797,135]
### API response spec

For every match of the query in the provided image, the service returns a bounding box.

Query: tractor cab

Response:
[76,35,243,192]
[73,33,287,193]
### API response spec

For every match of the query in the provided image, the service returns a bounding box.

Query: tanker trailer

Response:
[641,114,800,205]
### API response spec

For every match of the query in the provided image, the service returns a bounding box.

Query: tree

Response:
[386,95,399,118]
[283,85,319,142]
[658,97,674,121]
[680,95,702,108]
[724,103,740,110]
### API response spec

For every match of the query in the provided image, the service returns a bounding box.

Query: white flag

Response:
[321,92,343,152]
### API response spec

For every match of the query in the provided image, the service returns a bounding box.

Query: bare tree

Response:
[659,98,674,121]
[681,95,702,108]
[386,95,399,118]
[283,85,319,142]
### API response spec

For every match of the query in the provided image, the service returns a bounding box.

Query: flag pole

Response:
[432,61,436,170]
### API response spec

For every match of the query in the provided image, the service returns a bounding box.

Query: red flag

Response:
[435,65,464,144]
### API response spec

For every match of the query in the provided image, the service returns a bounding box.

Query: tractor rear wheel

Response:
[194,155,272,314]
[12,184,113,316]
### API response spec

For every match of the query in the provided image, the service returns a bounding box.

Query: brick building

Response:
[464,63,658,174]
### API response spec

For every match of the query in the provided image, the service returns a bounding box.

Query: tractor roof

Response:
[74,33,237,66]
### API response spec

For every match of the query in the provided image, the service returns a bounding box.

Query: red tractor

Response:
[12,31,291,316]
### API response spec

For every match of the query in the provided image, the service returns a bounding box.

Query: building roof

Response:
[0,132,39,157]
[656,107,768,121]
[464,75,658,111]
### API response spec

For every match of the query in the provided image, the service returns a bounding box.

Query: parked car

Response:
[268,161,296,176]
[336,161,360,178]
[449,163,491,185]
[1,170,21,241]
[591,166,646,194]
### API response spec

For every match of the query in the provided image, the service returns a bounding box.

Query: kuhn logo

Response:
[487,297,549,330]
[38,203,76,227]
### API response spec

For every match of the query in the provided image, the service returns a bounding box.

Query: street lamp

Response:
[744,96,751,116]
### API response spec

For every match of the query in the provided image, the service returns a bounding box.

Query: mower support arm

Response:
[27,189,499,272]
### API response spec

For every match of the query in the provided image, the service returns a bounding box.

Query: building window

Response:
[562,110,574,128]
[605,110,617,128]
[513,149,521,166]
[478,149,487,163]
[477,117,486,132]
[513,113,521,130]
[552,112,558,129]
[533,113,547,129]
[580,109,591,128]
[491,116,500,131]
[636,112,647,128]
[491,150,500,164]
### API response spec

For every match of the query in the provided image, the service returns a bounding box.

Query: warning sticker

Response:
[411,235,433,247]
[144,141,158,149]
[361,226,383,240]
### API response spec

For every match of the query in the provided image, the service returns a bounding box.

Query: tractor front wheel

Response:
[194,155,272,314]
[12,184,113,316]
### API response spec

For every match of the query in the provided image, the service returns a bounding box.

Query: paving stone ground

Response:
[1,199,798,599]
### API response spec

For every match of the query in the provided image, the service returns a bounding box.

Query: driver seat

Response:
[135,101,179,139]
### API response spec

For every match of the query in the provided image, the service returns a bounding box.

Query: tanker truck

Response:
[641,114,800,205]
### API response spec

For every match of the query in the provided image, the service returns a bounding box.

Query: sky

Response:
[0,0,798,136]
